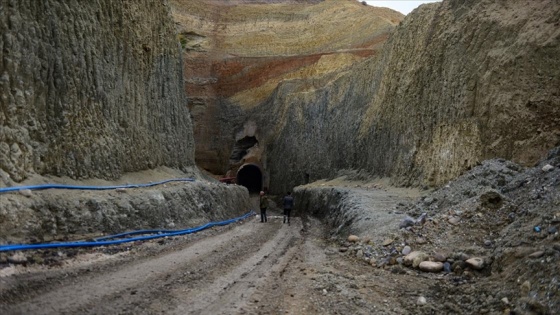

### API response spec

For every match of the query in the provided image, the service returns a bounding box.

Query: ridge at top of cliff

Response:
[171,0,403,57]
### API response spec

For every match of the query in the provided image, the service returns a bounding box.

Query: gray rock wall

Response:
[0,0,195,184]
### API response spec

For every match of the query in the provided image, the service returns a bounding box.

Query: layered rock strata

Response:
[170,0,402,177]
[268,0,560,190]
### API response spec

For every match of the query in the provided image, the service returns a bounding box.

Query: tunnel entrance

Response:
[236,164,263,193]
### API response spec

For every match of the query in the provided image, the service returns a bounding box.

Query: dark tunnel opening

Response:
[236,164,263,194]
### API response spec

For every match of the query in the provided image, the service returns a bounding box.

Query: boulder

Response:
[404,251,426,266]
[419,261,443,272]
[465,257,484,270]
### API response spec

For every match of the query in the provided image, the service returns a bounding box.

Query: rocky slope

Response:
[294,146,560,314]
[0,0,194,184]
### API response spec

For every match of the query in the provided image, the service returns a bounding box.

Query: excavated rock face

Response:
[0,0,194,184]
[266,0,560,191]
[357,0,560,187]
[170,0,402,183]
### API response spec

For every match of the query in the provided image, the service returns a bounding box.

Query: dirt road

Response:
[1,191,431,315]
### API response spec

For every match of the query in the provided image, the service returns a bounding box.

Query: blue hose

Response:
[0,178,196,194]
[0,211,255,252]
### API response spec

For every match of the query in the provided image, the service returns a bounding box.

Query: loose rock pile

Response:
[337,147,560,314]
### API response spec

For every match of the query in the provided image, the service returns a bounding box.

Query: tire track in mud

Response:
[2,218,291,314]
[174,221,303,315]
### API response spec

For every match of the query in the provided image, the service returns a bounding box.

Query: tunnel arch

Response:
[236,163,263,194]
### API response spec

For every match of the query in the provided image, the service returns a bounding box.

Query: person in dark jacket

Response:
[259,191,269,222]
[282,191,294,225]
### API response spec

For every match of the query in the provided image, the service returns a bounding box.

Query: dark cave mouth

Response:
[236,164,263,194]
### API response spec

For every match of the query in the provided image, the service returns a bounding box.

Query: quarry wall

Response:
[0,1,252,242]
[266,0,560,191]
[0,0,195,185]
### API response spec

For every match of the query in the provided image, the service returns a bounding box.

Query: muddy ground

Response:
[1,148,559,314]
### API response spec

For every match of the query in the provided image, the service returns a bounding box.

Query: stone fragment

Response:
[402,245,412,255]
[382,239,393,246]
[347,235,360,242]
[432,252,447,262]
[339,247,348,253]
[542,164,554,172]
[416,237,427,244]
[377,257,391,268]
[448,217,460,225]
[356,249,364,258]
[501,297,509,305]
[417,296,427,305]
[19,189,33,197]
[548,226,558,234]
[412,253,429,268]
[521,281,531,295]
[404,251,426,266]
[423,197,435,205]
[528,251,544,258]
[416,213,427,225]
[466,257,484,270]
[443,262,451,273]
[399,216,415,229]
[419,261,443,272]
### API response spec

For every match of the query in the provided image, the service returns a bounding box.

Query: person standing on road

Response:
[259,191,269,223]
[282,191,294,225]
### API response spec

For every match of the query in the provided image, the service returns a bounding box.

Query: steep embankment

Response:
[170,0,402,176]
[268,0,560,190]
[0,0,194,184]
[0,1,251,242]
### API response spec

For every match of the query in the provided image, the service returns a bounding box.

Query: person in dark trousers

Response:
[259,191,269,222]
[282,191,294,225]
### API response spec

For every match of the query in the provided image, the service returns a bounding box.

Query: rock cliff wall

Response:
[0,0,195,184]
[267,0,560,191]
[358,0,560,187]
[170,0,402,176]
[0,1,255,242]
